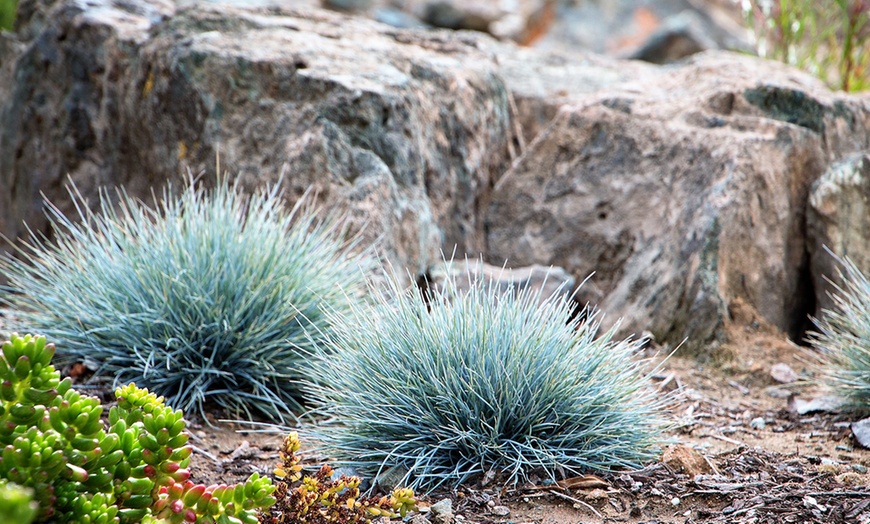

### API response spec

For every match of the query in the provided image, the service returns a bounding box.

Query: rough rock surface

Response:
[807,153,870,315]
[662,444,713,478]
[426,259,575,304]
[489,43,658,145]
[0,0,516,279]
[4,0,870,353]
[428,498,453,524]
[486,52,870,351]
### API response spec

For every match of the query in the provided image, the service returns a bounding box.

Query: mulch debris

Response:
[447,446,870,524]
[608,447,869,523]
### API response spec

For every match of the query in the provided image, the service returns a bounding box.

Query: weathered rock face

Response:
[0,0,516,279]
[426,259,575,304]
[486,52,870,351]
[807,153,870,315]
[487,43,657,145]
[4,0,870,353]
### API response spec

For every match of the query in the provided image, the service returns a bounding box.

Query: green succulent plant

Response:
[0,480,38,524]
[304,266,668,490]
[0,333,276,523]
[0,180,369,421]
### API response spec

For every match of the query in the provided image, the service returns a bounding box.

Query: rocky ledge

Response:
[1,0,869,351]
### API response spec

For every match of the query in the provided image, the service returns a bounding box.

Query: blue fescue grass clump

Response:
[0,180,368,421]
[305,267,668,490]
[809,255,870,412]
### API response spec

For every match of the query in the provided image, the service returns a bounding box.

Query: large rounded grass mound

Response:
[1,181,367,421]
[810,256,870,412]
[307,269,668,490]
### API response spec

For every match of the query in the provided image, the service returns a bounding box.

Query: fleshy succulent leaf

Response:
[0,334,275,523]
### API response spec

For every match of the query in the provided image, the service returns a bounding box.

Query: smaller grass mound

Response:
[305,266,668,490]
[1,180,368,421]
[809,255,870,412]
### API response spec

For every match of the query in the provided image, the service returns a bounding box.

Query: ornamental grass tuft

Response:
[809,255,870,412]
[305,265,668,490]
[1,180,368,421]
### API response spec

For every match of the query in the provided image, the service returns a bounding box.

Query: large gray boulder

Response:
[807,153,870,315]
[486,52,870,351]
[4,0,870,354]
[0,0,516,279]
[488,44,658,145]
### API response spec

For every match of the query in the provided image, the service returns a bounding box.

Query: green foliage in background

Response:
[0,333,275,523]
[809,256,870,412]
[305,267,668,490]
[1,181,368,421]
[0,480,38,524]
[0,0,16,31]
[742,0,870,91]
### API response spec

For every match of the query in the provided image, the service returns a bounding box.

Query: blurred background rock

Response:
[320,0,752,63]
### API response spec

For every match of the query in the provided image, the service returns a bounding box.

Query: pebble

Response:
[375,465,409,493]
[584,488,608,501]
[851,464,868,474]
[430,499,452,513]
[491,506,510,516]
[836,472,862,485]
[671,497,681,506]
[788,395,845,415]
[662,444,712,477]
[764,386,792,399]
[851,417,870,448]
[770,362,798,383]
[817,463,840,475]
[750,417,766,430]
[430,499,454,524]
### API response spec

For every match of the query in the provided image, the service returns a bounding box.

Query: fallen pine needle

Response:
[548,489,603,519]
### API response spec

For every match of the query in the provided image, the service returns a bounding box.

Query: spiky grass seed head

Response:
[809,255,870,412]
[1,181,369,421]
[305,267,668,490]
